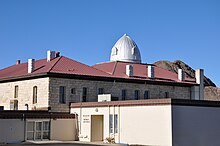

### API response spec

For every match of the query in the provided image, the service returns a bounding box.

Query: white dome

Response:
[110,34,141,63]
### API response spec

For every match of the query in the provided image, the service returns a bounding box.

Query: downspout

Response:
[108,105,110,138]
[118,105,120,143]
[80,102,82,135]
[23,114,27,142]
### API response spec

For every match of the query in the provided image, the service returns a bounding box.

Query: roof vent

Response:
[16,60,21,65]
[126,65,133,77]
[178,69,185,81]
[28,59,35,73]
[47,50,56,62]
[148,65,154,78]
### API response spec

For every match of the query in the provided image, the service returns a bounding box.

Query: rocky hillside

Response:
[154,60,220,101]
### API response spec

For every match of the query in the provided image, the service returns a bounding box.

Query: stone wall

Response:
[0,76,192,112]
[0,78,49,110]
[49,77,191,112]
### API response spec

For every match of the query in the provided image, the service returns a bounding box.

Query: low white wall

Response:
[0,119,25,144]
[120,105,172,145]
[172,105,220,146]
[51,119,77,141]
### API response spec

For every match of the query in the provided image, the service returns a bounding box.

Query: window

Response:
[27,121,50,140]
[132,47,135,55]
[98,88,104,94]
[71,88,76,94]
[82,87,87,102]
[114,114,118,133]
[122,89,126,100]
[109,114,118,134]
[134,90,140,100]
[10,100,18,110]
[165,92,169,98]
[109,114,113,133]
[144,90,150,99]
[59,86,66,103]
[112,47,118,55]
[14,85,18,98]
[33,86,37,104]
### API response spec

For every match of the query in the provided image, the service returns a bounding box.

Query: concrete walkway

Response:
[2,141,128,146]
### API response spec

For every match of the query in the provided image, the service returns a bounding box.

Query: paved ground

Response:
[1,141,127,146]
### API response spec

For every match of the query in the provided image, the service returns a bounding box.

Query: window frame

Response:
[144,90,150,99]
[82,87,87,102]
[165,92,169,98]
[14,85,18,99]
[122,89,126,100]
[33,86,37,104]
[134,90,140,100]
[98,88,104,94]
[71,88,76,95]
[59,86,66,104]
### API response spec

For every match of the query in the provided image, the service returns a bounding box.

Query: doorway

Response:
[26,121,50,141]
[91,115,103,142]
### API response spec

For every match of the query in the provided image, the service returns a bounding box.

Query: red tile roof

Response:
[93,61,196,84]
[0,56,112,80]
[0,56,196,85]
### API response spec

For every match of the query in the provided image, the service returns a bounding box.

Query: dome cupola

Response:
[110,34,141,63]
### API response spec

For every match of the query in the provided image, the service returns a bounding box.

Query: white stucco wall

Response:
[0,119,25,144]
[71,105,172,146]
[172,105,220,146]
[51,119,77,141]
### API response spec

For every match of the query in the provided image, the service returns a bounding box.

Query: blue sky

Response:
[0,0,220,87]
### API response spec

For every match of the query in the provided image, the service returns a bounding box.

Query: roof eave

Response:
[0,72,198,87]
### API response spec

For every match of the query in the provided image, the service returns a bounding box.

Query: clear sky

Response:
[0,0,220,87]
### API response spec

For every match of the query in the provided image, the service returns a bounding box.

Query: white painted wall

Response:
[120,106,172,145]
[51,119,77,141]
[71,105,172,146]
[172,105,220,146]
[0,119,25,144]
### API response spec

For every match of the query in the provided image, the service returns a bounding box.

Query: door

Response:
[91,115,103,142]
[26,121,50,141]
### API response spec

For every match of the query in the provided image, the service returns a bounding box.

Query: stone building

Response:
[0,34,204,112]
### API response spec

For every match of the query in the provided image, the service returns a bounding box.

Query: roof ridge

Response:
[47,56,63,73]
[90,65,112,76]
[112,61,118,75]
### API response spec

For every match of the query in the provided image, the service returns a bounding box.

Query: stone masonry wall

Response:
[49,77,191,112]
[0,78,49,110]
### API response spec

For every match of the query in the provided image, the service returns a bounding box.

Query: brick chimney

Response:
[126,65,133,77]
[16,60,21,65]
[178,69,185,81]
[148,65,155,78]
[195,69,204,100]
[47,50,56,62]
[28,59,35,73]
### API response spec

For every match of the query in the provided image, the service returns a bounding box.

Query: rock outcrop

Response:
[154,60,216,87]
[154,60,219,101]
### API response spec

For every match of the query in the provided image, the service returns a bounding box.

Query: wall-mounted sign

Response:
[83,115,90,123]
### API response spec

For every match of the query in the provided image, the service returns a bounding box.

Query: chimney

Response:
[47,50,56,62]
[148,65,155,78]
[28,59,35,73]
[195,69,204,100]
[56,52,60,57]
[126,65,133,77]
[178,69,185,81]
[16,60,21,65]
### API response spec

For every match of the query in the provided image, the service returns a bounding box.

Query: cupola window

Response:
[112,47,118,55]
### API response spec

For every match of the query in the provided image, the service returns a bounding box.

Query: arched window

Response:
[132,47,135,55]
[112,47,118,55]
[33,86,37,104]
